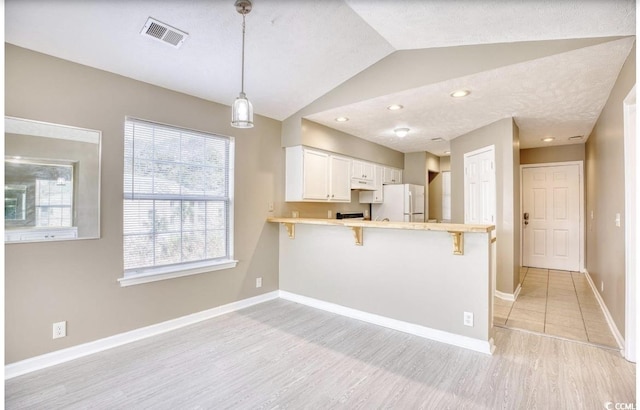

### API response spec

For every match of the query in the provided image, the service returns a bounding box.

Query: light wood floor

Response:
[495,268,619,348]
[6,299,635,409]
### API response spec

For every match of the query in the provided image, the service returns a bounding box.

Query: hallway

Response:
[494,267,619,348]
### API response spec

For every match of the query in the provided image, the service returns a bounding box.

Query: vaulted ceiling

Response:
[5,0,636,154]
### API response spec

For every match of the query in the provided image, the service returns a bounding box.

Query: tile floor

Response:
[494,267,619,348]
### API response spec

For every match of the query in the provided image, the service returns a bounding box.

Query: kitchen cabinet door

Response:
[329,155,351,201]
[383,167,402,184]
[359,165,384,203]
[302,149,329,200]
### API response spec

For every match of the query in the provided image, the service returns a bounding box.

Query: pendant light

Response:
[231,0,254,128]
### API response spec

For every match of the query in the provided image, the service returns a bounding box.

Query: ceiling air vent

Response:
[141,17,188,48]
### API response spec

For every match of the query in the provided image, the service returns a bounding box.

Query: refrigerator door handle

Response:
[408,190,413,217]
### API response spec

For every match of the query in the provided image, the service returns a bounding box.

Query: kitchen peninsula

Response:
[268,217,496,354]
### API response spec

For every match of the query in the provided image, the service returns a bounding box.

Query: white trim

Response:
[623,85,636,363]
[583,270,625,352]
[119,259,238,287]
[5,116,101,144]
[520,161,585,272]
[495,283,521,302]
[5,291,279,379]
[279,291,495,355]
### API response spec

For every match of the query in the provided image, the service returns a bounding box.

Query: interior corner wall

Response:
[585,43,636,337]
[4,44,283,364]
[450,118,520,294]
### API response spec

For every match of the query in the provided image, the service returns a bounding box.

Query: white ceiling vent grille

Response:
[141,17,188,48]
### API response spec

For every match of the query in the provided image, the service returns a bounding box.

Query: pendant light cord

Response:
[241,13,246,94]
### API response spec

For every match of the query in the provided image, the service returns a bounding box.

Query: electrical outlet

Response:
[615,213,621,227]
[291,211,299,218]
[53,321,66,339]
[364,209,369,219]
[267,201,274,212]
[256,277,262,288]
[601,281,604,292]
[463,312,474,327]
[327,210,332,219]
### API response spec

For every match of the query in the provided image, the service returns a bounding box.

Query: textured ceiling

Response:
[306,38,636,153]
[4,0,637,154]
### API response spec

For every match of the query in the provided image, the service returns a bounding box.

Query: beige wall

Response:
[5,44,283,363]
[520,144,585,164]
[403,152,426,185]
[300,119,404,168]
[585,44,636,336]
[451,118,521,294]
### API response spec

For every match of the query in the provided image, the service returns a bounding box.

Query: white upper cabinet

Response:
[329,155,352,201]
[286,146,351,202]
[359,164,385,204]
[302,149,329,200]
[383,167,403,184]
[351,159,375,190]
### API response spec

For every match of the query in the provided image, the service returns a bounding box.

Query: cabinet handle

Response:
[326,195,330,198]
[358,181,366,184]
[331,194,334,198]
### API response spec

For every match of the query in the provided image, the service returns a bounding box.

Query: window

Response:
[36,176,73,227]
[442,171,451,221]
[121,118,235,286]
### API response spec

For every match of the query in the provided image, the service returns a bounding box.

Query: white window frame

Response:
[119,118,236,287]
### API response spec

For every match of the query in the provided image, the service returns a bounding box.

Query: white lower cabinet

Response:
[286,146,351,202]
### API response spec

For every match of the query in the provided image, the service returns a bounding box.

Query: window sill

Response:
[118,259,238,287]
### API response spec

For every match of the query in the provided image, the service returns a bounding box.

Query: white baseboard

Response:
[279,290,495,355]
[582,270,625,351]
[5,291,280,379]
[495,284,521,302]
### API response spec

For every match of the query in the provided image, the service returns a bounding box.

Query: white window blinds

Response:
[123,118,233,274]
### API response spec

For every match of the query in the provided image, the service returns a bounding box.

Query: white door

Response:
[464,146,496,225]
[522,164,581,271]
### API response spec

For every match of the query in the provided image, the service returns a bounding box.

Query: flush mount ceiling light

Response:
[569,135,584,140]
[450,89,470,98]
[335,117,349,122]
[444,151,450,155]
[542,137,555,142]
[394,128,410,138]
[431,137,445,142]
[231,0,254,129]
[387,104,404,111]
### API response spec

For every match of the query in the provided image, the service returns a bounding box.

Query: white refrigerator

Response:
[372,184,425,222]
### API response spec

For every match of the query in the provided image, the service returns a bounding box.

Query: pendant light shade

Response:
[232,92,253,128]
[231,0,254,129]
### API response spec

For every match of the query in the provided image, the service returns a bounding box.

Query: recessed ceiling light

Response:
[450,89,470,98]
[387,104,404,111]
[542,137,555,142]
[569,135,583,140]
[394,128,410,138]
[335,117,349,122]
[431,137,445,142]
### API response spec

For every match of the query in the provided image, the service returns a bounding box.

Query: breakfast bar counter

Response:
[267,217,494,255]
[268,216,497,354]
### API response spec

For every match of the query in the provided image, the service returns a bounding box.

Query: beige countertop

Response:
[267,217,494,233]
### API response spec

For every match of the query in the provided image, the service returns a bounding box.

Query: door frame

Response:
[623,85,636,362]
[520,161,585,272]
